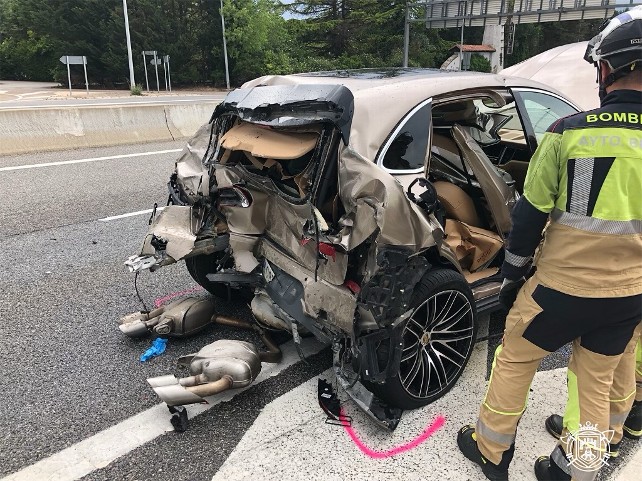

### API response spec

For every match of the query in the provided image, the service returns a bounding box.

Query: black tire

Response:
[367,268,477,410]
[185,253,251,301]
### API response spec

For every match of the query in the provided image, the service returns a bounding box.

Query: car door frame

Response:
[511,87,581,154]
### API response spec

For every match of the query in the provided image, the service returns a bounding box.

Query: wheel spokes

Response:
[431,326,474,343]
[398,289,474,400]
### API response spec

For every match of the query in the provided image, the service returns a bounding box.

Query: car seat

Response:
[451,124,517,237]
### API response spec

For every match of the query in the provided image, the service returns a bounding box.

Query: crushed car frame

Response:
[121,68,580,429]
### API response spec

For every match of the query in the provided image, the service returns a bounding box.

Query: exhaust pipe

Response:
[147,339,262,406]
[118,297,216,338]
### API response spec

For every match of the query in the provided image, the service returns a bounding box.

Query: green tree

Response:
[222,0,293,84]
[469,53,491,72]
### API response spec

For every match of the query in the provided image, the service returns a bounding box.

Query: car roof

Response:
[241,68,571,161]
[243,67,565,96]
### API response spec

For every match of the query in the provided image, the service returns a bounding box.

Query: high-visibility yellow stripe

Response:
[610,390,636,403]
[482,402,525,416]
[564,369,580,433]
[482,344,527,416]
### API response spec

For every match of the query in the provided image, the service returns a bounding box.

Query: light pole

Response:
[123,0,136,88]
[220,0,230,90]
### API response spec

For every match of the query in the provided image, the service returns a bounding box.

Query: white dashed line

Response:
[98,207,165,222]
[0,149,182,172]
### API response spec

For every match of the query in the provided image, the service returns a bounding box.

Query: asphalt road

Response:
[0,142,328,479]
[0,142,639,481]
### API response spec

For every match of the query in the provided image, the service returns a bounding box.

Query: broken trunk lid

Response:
[213,84,354,145]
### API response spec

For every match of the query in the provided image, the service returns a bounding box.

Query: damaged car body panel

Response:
[122,69,580,428]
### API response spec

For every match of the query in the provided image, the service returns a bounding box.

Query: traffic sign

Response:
[59,55,89,95]
[59,55,86,65]
[150,59,162,65]
[143,50,156,55]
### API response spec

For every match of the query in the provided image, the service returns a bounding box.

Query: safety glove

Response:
[499,278,525,312]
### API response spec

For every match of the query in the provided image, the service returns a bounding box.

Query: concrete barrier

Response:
[0,102,219,155]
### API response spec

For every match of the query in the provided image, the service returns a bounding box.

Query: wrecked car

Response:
[121,68,580,429]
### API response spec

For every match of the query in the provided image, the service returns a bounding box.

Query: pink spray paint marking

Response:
[340,408,446,459]
[153,286,203,308]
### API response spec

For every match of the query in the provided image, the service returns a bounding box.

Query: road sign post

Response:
[162,58,168,91]
[153,51,160,92]
[142,51,150,92]
[165,56,172,92]
[82,56,89,93]
[66,57,72,96]
[60,55,89,96]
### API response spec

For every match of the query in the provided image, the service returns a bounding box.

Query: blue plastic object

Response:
[140,337,168,362]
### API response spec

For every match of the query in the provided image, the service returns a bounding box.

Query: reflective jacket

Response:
[502,89,642,297]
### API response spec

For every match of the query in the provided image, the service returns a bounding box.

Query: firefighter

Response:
[457,8,642,481]
[543,340,642,456]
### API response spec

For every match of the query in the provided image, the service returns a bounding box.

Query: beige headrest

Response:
[221,122,318,160]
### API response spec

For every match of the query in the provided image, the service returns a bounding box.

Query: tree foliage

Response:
[469,54,491,73]
[0,0,607,86]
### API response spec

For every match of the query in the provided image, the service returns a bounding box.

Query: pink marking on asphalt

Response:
[341,409,446,459]
[153,286,203,308]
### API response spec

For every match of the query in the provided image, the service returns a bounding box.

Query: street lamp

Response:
[220,0,230,90]
[123,0,136,87]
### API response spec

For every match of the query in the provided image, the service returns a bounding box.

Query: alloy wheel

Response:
[398,289,475,399]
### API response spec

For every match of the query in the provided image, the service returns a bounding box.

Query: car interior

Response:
[427,93,527,291]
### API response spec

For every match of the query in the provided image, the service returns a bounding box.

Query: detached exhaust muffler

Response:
[145,315,283,431]
[148,339,262,406]
[118,297,216,337]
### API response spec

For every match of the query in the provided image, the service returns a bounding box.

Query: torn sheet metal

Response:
[213,84,354,144]
[228,233,260,273]
[140,205,204,261]
[174,123,212,198]
[336,145,438,252]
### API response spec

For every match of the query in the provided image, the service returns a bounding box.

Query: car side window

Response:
[381,101,431,172]
[514,90,578,142]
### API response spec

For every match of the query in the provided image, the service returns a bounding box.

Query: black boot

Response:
[457,425,510,481]
[534,454,571,481]
[544,414,563,439]
[544,414,621,457]
[623,400,642,440]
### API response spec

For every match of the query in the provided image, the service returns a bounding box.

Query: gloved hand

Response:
[499,278,525,311]
[140,337,168,362]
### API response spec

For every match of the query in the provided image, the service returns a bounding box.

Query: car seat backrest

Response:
[433,181,481,228]
[431,133,466,173]
[451,124,516,236]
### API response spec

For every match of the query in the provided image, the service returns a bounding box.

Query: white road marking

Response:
[16,91,48,99]
[212,351,571,481]
[0,149,182,172]
[1,338,326,481]
[98,207,165,222]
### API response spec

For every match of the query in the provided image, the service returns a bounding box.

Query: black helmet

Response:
[584,6,642,78]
